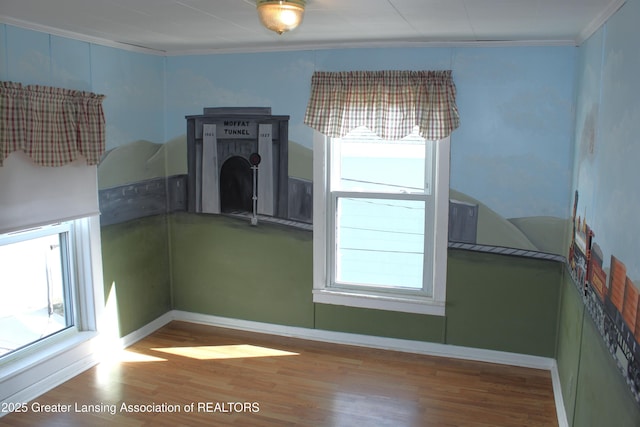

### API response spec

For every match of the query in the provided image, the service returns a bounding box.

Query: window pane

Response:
[335,197,425,290]
[0,232,72,357]
[335,128,428,194]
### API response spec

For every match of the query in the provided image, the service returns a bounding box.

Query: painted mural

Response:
[130,46,576,257]
[0,27,573,256]
[171,44,573,230]
[96,134,567,256]
[0,21,578,341]
[568,0,640,408]
[569,190,640,403]
[0,13,582,274]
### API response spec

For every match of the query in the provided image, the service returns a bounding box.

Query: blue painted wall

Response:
[165,46,576,224]
[0,24,165,150]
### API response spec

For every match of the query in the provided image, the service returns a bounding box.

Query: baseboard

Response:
[551,361,570,427]
[171,310,556,370]
[118,311,174,348]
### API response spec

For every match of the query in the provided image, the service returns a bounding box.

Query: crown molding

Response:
[576,0,626,45]
[163,39,577,56]
[0,15,166,56]
[1,14,579,58]
[2,2,625,58]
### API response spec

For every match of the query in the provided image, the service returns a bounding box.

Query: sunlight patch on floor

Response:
[151,344,299,360]
[118,349,167,362]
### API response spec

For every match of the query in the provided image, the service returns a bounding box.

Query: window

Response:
[305,70,458,316]
[0,83,106,400]
[0,216,100,365]
[313,127,450,316]
[0,223,74,357]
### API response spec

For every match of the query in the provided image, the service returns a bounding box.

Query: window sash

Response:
[0,222,77,359]
[329,190,435,297]
[330,130,433,196]
[0,221,72,245]
[328,132,436,296]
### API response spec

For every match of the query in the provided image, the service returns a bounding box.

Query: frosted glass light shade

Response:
[257,0,306,35]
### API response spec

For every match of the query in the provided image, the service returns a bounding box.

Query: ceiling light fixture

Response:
[256,0,306,35]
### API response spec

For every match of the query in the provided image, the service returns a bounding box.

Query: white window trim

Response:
[312,131,449,316]
[0,215,105,405]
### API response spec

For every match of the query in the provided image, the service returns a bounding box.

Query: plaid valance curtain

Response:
[304,70,459,141]
[0,81,106,167]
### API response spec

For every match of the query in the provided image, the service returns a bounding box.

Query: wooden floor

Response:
[1,321,558,426]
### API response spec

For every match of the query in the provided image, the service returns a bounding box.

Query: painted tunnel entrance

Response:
[220,156,252,213]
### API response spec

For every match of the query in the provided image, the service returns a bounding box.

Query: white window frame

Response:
[0,215,104,404]
[312,131,449,316]
[0,222,77,354]
[0,217,102,363]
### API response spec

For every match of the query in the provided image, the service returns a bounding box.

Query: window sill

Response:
[313,289,445,316]
[0,330,98,381]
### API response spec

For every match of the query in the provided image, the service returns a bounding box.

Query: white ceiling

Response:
[0,0,626,55]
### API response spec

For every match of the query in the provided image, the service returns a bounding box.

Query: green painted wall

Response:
[315,304,446,342]
[168,211,562,357]
[100,215,172,337]
[555,269,584,424]
[446,250,561,357]
[573,317,640,426]
[556,268,640,427]
[169,212,314,328]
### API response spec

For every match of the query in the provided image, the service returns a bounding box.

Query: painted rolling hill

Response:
[98,138,567,255]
